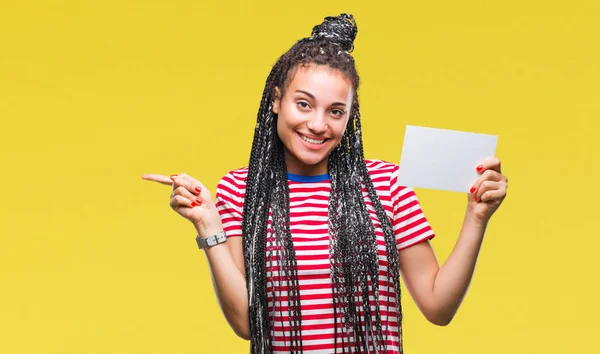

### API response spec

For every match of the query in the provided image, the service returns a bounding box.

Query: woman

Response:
[143,13,508,354]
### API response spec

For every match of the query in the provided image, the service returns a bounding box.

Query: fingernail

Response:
[470,186,476,194]
[195,198,202,204]
[476,165,483,172]
[170,174,178,179]
[474,195,478,202]
[195,186,201,193]
[191,201,197,207]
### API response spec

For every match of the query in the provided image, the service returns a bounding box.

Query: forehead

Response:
[286,64,353,101]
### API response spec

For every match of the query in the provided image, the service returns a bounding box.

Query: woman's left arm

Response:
[398,157,508,326]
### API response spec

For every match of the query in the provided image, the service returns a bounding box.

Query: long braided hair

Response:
[242,14,403,353]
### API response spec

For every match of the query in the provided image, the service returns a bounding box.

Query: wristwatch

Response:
[196,231,227,249]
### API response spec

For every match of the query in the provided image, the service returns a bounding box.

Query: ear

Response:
[272,86,281,114]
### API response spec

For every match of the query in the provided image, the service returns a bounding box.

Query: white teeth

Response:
[299,134,325,145]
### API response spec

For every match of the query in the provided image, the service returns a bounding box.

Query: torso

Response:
[216,159,435,353]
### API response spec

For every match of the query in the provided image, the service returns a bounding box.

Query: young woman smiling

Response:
[143,13,508,354]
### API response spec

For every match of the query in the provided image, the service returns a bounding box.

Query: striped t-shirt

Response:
[215,159,435,353]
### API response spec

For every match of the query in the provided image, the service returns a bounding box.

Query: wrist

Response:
[194,222,224,239]
[195,230,227,249]
[464,208,489,229]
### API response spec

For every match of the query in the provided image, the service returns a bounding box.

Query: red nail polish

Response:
[476,165,483,172]
[191,201,197,207]
[474,195,478,202]
[470,186,476,194]
[196,198,202,204]
[195,186,201,193]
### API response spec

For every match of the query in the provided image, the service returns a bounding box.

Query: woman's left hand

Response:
[467,157,508,224]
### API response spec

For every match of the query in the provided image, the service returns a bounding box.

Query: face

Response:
[273,64,353,176]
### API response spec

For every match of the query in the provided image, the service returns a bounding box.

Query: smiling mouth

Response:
[298,133,328,145]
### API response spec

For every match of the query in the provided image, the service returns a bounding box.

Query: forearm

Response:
[199,226,250,340]
[430,211,487,325]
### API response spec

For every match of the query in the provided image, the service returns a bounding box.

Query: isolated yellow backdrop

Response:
[1,1,598,353]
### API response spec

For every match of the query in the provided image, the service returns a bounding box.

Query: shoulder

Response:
[364,159,399,180]
[363,159,400,197]
[216,166,248,197]
[365,159,413,198]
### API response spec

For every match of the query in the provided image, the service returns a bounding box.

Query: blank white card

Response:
[397,125,498,193]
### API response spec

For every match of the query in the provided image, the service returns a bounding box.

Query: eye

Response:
[330,109,345,117]
[297,101,311,110]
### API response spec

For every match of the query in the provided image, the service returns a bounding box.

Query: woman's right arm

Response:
[198,224,249,340]
[141,172,249,340]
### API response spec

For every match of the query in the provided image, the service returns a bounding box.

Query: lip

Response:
[296,132,329,151]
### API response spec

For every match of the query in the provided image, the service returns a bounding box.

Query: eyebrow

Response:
[295,90,347,107]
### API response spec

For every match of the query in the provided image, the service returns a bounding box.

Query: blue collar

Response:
[287,172,330,182]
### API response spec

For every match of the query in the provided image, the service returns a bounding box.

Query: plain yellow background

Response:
[1,0,598,353]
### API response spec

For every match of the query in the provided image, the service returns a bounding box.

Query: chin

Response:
[284,136,335,171]
[297,154,325,166]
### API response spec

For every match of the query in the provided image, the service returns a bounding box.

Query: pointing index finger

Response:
[141,174,173,186]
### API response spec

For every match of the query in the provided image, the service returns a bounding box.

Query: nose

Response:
[306,111,328,134]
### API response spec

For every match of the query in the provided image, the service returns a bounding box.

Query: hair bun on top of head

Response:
[310,13,358,53]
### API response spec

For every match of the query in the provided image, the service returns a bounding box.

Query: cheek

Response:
[280,105,298,124]
[276,106,299,135]
[276,116,284,139]
[333,118,350,137]
[276,114,291,143]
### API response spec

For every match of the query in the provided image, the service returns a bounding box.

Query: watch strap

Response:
[196,231,227,249]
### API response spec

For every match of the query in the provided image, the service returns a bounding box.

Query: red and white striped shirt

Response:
[215,159,435,353]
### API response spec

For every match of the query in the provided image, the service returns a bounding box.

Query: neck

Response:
[283,149,328,176]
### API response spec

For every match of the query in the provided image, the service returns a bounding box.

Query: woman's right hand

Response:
[141,173,223,237]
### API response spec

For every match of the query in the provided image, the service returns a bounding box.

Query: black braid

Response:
[242,13,403,353]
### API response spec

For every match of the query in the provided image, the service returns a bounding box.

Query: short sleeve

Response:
[390,164,435,250]
[214,171,244,238]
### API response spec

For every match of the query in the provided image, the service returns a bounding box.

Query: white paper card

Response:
[398,125,498,193]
